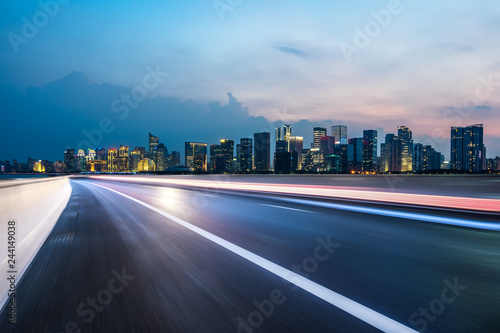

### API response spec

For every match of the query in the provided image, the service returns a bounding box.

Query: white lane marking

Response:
[89,182,416,333]
[260,203,314,213]
[271,197,500,231]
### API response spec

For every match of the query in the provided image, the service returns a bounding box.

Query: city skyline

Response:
[3,122,498,174]
[2,2,500,163]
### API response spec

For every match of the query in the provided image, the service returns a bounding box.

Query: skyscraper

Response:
[185,142,208,171]
[320,136,336,156]
[451,124,485,172]
[397,126,412,172]
[313,127,327,149]
[381,134,400,172]
[254,132,271,171]
[130,147,145,172]
[64,149,75,172]
[332,125,348,145]
[288,136,303,170]
[220,139,235,173]
[210,144,222,172]
[238,138,253,172]
[362,130,378,172]
[155,143,168,171]
[334,144,354,173]
[107,148,118,172]
[283,125,292,141]
[117,145,129,172]
[149,132,159,154]
[275,127,283,142]
[348,138,363,172]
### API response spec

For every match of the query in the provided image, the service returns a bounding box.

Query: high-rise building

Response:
[107,148,118,172]
[349,138,363,172]
[283,125,292,141]
[254,132,271,171]
[275,127,283,142]
[313,127,327,149]
[76,150,86,172]
[116,145,129,172]
[414,143,442,172]
[155,143,168,171]
[192,154,207,172]
[64,149,75,172]
[209,144,224,173]
[334,144,354,173]
[320,136,336,157]
[95,148,107,161]
[381,134,400,172]
[220,139,235,173]
[149,132,159,154]
[332,125,348,145]
[130,147,145,172]
[185,142,208,171]
[238,138,253,172]
[451,124,485,172]
[276,140,288,153]
[397,126,412,172]
[363,130,378,172]
[274,151,292,174]
[288,136,303,170]
[167,151,181,169]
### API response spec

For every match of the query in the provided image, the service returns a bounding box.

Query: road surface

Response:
[1,176,499,332]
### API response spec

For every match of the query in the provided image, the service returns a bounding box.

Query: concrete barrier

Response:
[0,176,71,310]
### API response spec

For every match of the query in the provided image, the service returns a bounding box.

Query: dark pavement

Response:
[1,177,499,332]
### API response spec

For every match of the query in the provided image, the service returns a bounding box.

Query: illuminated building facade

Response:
[87,160,107,172]
[185,142,207,171]
[107,148,118,172]
[220,139,234,173]
[288,136,303,171]
[363,130,378,172]
[116,145,129,172]
[130,147,145,172]
[138,158,155,172]
[313,127,327,149]
[398,126,413,172]
[332,125,348,145]
[451,124,485,172]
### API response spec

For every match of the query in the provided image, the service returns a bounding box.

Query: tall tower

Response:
[313,127,327,149]
[451,124,484,172]
[254,132,271,171]
[332,125,348,145]
[397,126,413,172]
[238,138,253,172]
[149,133,159,154]
[362,130,378,172]
[283,125,292,142]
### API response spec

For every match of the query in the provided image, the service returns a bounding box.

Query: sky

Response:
[1,0,500,162]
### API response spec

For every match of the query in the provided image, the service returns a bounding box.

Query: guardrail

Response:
[0,176,71,310]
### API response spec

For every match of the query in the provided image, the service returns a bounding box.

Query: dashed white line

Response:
[90,182,417,333]
[260,203,314,213]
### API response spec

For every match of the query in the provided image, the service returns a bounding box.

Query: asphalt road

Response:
[1,177,499,332]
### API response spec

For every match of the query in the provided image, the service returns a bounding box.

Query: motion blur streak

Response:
[90,176,500,212]
[270,197,500,231]
[91,182,418,333]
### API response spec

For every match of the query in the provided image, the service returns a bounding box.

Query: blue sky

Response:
[1,0,499,161]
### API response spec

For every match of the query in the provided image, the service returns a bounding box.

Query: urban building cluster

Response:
[184,124,497,174]
[1,124,499,174]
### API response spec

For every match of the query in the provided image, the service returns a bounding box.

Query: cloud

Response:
[275,45,306,58]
